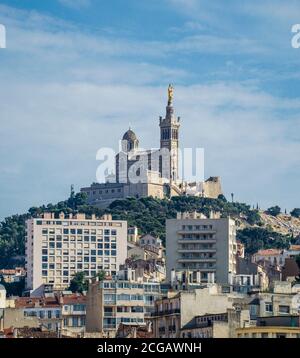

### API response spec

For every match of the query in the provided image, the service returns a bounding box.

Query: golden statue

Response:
[168,84,174,104]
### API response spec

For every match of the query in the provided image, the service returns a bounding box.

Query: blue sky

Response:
[0,0,300,219]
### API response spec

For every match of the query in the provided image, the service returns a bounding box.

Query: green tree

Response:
[266,206,281,217]
[291,208,300,218]
[68,272,88,293]
[96,270,106,281]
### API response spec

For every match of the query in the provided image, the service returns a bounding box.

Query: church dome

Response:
[122,129,137,142]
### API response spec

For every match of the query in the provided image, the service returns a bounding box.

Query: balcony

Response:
[151,308,180,317]
[178,257,216,262]
[177,230,216,235]
[177,249,216,253]
[177,238,216,244]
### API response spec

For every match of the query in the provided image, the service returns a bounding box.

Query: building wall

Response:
[86,278,161,337]
[0,287,6,309]
[3,308,39,330]
[203,177,222,199]
[86,280,103,333]
[26,214,127,291]
[236,326,300,338]
[166,216,236,284]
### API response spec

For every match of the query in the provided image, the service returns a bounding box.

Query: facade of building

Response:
[0,268,26,283]
[80,86,222,208]
[237,316,300,338]
[151,284,248,338]
[127,226,139,243]
[86,270,162,337]
[60,294,86,334]
[253,249,284,267]
[180,313,228,338]
[25,212,127,292]
[166,212,237,284]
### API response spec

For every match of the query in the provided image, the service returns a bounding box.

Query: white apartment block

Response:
[25,213,127,292]
[166,212,237,284]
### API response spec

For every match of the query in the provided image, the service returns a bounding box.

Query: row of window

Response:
[24,310,60,319]
[90,188,122,195]
[63,304,85,312]
[181,225,213,231]
[36,221,122,228]
[63,317,86,327]
[42,228,116,235]
[42,244,116,254]
[42,263,115,271]
[41,251,117,263]
[100,282,160,291]
[42,236,116,245]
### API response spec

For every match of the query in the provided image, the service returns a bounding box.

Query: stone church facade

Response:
[81,85,222,208]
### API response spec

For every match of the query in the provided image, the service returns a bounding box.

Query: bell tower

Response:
[159,84,180,181]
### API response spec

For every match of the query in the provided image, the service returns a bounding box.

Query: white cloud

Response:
[0,3,299,218]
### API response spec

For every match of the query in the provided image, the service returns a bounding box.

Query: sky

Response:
[0,0,300,219]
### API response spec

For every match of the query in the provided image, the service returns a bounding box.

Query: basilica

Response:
[81,85,222,208]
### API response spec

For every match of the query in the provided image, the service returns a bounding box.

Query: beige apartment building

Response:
[86,271,162,337]
[25,213,127,292]
[166,212,237,284]
[151,284,249,338]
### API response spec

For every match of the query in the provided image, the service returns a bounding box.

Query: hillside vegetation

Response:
[0,193,296,267]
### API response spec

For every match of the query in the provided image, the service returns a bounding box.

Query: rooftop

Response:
[256,249,282,256]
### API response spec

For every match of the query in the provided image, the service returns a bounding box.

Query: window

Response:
[265,303,273,313]
[279,305,290,314]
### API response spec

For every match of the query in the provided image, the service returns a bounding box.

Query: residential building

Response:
[234,257,269,293]
[166,212,237,284]
[127,227,139,243]
[0,267,26,283]
[151,284,248,338]
[180,313,228,338]
[86,269,162,337]
[9,297,62,332]
[237,316,300,338]
[25,212,127,292]
[249,281,300,320]
[60,293,86,334]
[121,258,166,283]
[253,249,284,267]
[139,234,163,249]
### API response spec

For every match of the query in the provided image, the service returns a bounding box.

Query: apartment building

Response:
[25,212,127,292]
[166,212,237,284]
[60,294,86,334]
[250,281,300,319]
[151,284,248,338]
[86,269,162,337]
[237,316,300,338]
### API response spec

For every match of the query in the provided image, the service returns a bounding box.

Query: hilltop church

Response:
[81,85,222,208]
